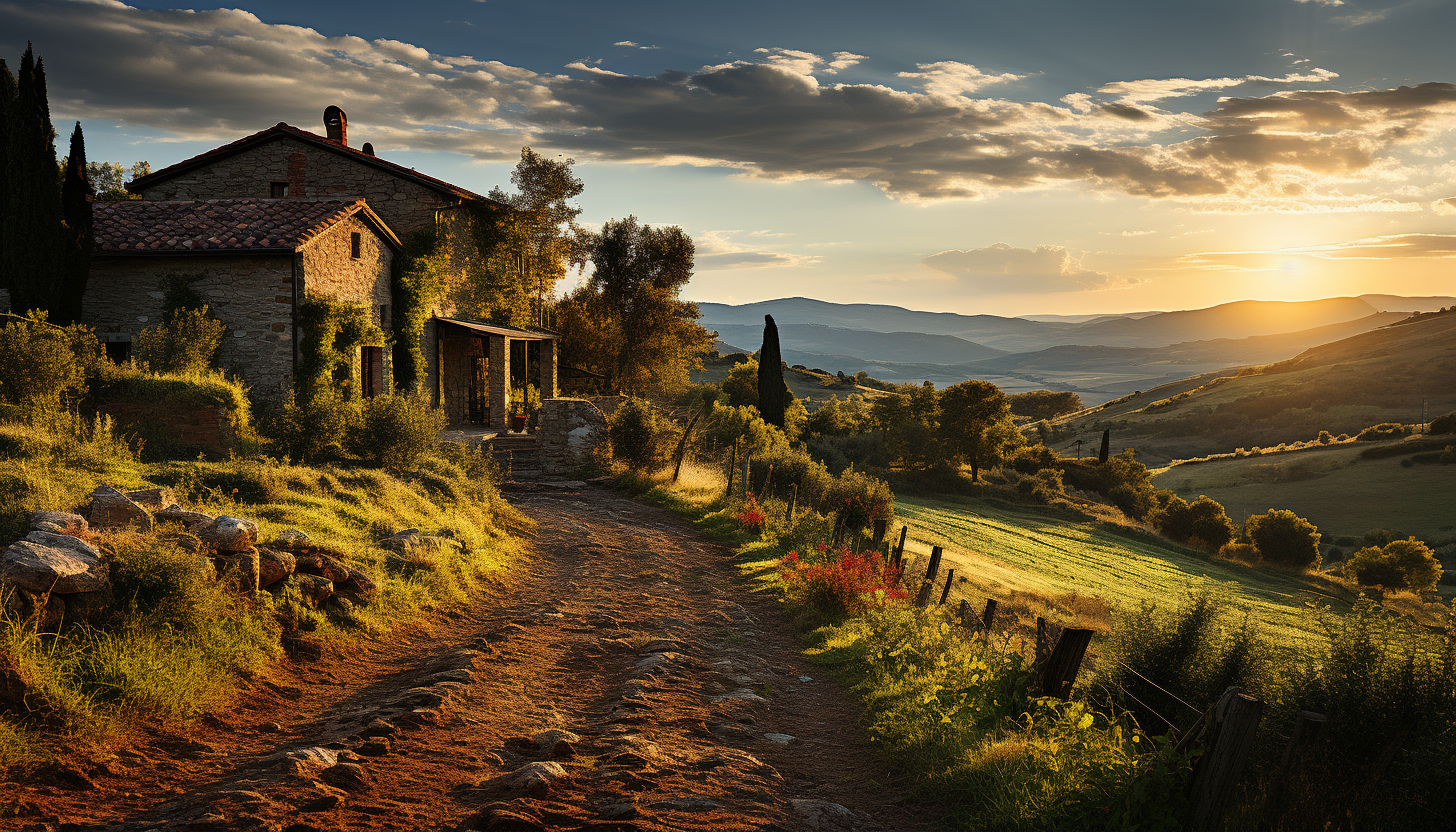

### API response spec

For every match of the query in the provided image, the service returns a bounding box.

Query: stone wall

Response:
[136,136,457,234]
[440,336,487,427]
[95,400,240,458]
[539,398,607,475]
[85,255,297,403]
[298,213,394,392]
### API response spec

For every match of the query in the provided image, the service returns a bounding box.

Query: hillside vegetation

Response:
[1053,313,1456,464]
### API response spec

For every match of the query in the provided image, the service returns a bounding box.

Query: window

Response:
[379,304,390,329]
[270,181,289,198]
[350,232,361,259]
[361,346,384,397]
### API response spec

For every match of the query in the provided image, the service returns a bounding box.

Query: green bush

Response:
[1343,538,1443,591]
[1060,450,1156,519]
[1431,410,1456,435]
[133,307,226,375]
[608,397,671,469]
[264,389,359,463]
[0,312,103,409]
[1149,493,1236,549]
[1245,508,1322,568]
[1015,467,1066,504]
[1356,422,1409,441]
[823,468,895,533]
[107,530,228,629]
[348,391,447,471]
[746,444,833,506]
[1007,442,1058,475]
[806,431,893,475]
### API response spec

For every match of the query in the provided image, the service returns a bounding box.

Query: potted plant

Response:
[509,385,542,432]
[509,400,527,432]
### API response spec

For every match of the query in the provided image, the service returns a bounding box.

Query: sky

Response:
[3,0,1454,316]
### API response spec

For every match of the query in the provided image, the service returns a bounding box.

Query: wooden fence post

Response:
[670,405,705,483]
[785,484,797,524]
[1352,732,1406,826]
[915,579,935,608]
[893,526,908,571]
[871,518,887,550]
[1038,628,1093,698]
[915,546,944,608]
[1187,687,1265,832]
[1260,710,1326,831]
[981,599,998,633]
[925,546,943,582]
[1035,617,1051,665]
[938,568,955,605]
[725,439,737,498]
[741,454,751,497]
[958,599,972,628]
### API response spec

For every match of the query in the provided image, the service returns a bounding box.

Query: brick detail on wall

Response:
[97,400,239,457]
[287,152,308,197]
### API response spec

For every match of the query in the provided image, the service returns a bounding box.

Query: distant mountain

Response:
[1358,294,1456,313]
[698,296,1393,352]
[706,322,1006,365]
[1017,311,1163,323]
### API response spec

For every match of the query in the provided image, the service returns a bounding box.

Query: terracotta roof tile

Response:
[93,198,366,254]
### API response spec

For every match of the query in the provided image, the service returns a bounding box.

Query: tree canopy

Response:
[557,216,712,394]
[938,379,1024,481]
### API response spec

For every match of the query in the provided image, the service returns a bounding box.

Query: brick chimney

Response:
[323,105,347,146]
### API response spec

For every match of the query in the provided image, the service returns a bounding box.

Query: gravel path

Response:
[10,481,932,831]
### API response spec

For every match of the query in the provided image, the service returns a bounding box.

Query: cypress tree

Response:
[0,58,14,311]
[756,314,791,428]
[60,121,93,324]
[5,44,64,316]
[1098,428,1111,464]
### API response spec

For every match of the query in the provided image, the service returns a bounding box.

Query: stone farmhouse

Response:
[90,106,558,431]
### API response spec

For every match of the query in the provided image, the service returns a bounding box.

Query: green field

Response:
[1152,441,1456,542]
[895,494,1356,649]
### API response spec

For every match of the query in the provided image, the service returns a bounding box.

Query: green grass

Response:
[1153,441,1456,541]
[895,493,1354,649]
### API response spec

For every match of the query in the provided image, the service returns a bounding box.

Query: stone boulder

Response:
[294,573,334,606]
[27,511,88,535]
[216,549,260,592]
[378,529,462,568]
[0,531,110,594]
[88,485,153,530]
[156,506,215,532]
[269,529,311,551]
[293,547,375,600]
[2,587,65,632]
[295,553,350,584]
[201,516,258,553]
[257,548,296,589]
[125,488,176,511]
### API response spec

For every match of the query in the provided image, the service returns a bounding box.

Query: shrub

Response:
[746,444,833,506]
[1361,527,1408,548]
[1007,442,1058,475]
[608,397,670,469]
[824,468,895,534]
[806,431,894,475]
[1016,468,1066,504]
[735,493,766,533]
[348,391,447,471]
[779,545,905,619]
[1355,422,1409,441]
[1245,509,1322,568]
[1009,390,1082,420]
[1150,493,1236,550]
[0,312,103,409]
[1431,410,1456,435]
[133,307,226,375]
[264,389,359,463]
[1343,538,1443,591]
[1060,450,1156,519]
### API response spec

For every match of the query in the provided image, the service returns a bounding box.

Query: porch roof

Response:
[434,317,559,341]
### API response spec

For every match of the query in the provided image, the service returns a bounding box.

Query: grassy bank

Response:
[0,412,520,775]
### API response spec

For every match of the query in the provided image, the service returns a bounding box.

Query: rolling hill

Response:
[1052,311,1456,465]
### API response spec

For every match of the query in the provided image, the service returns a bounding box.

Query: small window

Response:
[379,304,390,328]
[270,181,289,198]
[350,232,361,259]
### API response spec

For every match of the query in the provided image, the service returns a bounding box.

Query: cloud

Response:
[1335,10,1386,26]
[614,41,658,49]
[1434,197,1456,215]
[921,243,1130,293]
[694,230,821,270]
[6,0,1453,208]
[1181,234,1456,270]
[1293,0,1344,5]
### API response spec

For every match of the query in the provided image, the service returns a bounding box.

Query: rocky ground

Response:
[8,482,932,831]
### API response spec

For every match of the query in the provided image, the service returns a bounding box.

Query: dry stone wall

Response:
[137,137,457,234]
[540,398,607,474]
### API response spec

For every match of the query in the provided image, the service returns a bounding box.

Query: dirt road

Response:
[11,482,930,831]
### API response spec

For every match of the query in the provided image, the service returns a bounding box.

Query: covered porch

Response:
[432,317,558,432]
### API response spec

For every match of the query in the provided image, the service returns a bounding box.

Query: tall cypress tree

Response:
[60,122,93,324]
[5,44,64,317]
[0,58,14,312]
[756,314,792,428]
[1098,428,1111,464]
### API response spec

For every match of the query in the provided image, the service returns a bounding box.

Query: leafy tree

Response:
[1245,509,1322,569]
[59,122,92,324]
[1430,411,1456,435]
[1343,538,1442,592]
[721,358,759,407]
[0,311,103,409]
[938,379,1023,481]
[1009,390,1083,420]
[608,397,671,468]
[806,394,875,437]
[86,161,126,197]
[756,314,792,428]
[559,216,712,394]
[478,147,584,326]
[1150,493,1236,549]
[871,381,942,470]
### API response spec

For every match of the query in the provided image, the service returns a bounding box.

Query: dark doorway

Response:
[361,346,384,397]
[468,355,489,425]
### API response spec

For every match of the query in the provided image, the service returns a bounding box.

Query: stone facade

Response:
[135,135,460,234]
[539,398,607,474]
[86,214,394,404]
[85,255,298,402]
[439,335,488,426]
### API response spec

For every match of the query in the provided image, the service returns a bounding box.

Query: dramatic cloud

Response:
[1435,197,1456,215]
[921,244,1130,293]
[5,0,1453,207]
